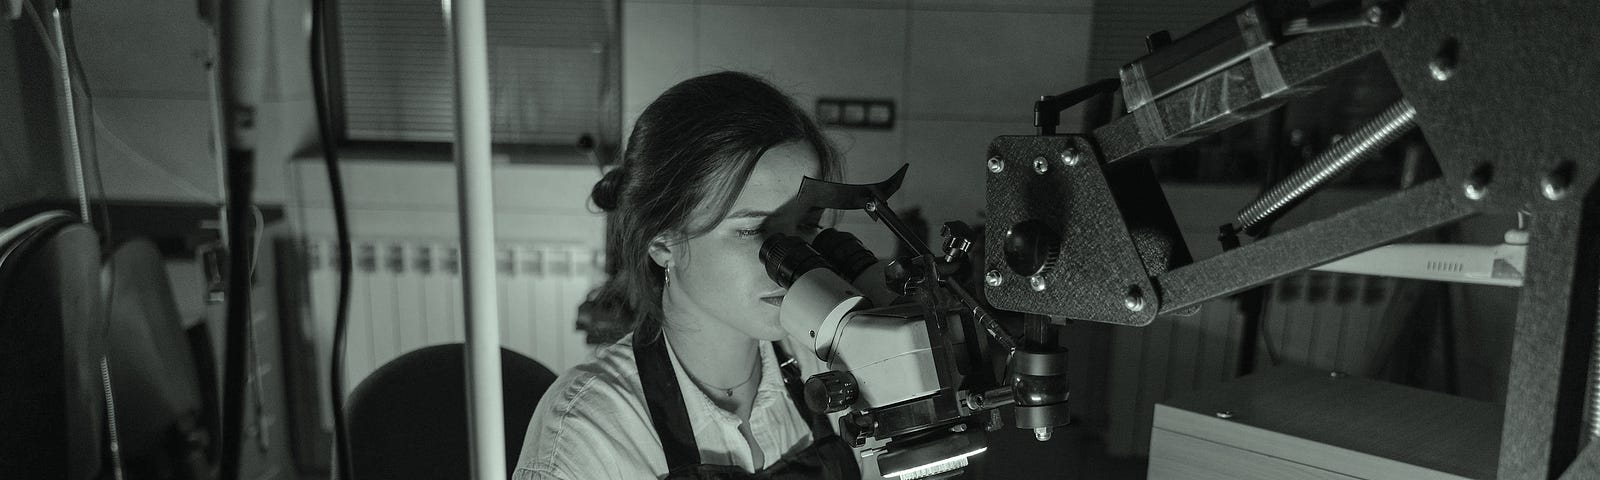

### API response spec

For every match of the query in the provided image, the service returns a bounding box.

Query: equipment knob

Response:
[804,370,860,414]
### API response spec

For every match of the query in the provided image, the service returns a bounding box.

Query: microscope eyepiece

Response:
[810,228,878,282]
[760,234,836,288]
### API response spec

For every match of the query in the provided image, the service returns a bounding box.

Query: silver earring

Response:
[664,265,672,289]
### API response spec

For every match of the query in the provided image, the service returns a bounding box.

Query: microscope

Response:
[759,166,1074,480]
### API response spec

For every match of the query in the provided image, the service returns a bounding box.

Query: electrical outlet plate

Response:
[817,98,895,129]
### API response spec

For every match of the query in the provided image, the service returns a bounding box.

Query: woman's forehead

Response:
[730,143,821,211]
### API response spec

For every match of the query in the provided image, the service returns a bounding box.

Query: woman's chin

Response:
[740,317,789,342]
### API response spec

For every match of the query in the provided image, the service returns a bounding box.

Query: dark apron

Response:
[633,335,862,480]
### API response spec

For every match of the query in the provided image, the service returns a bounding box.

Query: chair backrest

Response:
[104,238,210,476]
[347,343,559,480]
[0,214,105,480]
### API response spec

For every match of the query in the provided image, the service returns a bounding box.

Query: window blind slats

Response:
[339,0,613,145]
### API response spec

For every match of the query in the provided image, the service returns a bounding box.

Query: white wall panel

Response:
[695,4,906,100]
[899,119,1034,225]
[905,10,1092,123]
[909,0,1092,13]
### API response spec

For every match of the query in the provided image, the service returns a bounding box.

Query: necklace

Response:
[687,359,760,397]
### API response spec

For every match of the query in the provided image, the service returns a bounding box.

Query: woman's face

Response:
[661,142,824,342]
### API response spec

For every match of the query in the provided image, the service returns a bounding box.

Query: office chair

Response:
[347,343,559,479]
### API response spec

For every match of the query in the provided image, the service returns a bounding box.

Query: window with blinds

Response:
[336,0,618,147]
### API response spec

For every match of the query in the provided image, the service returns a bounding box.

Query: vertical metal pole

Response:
[217,2,268,479]
[446,0,507,479]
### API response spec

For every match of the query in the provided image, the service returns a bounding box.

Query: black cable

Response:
[310,0,356,478]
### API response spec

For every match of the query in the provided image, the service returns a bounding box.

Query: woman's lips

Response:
[760,290,786,307]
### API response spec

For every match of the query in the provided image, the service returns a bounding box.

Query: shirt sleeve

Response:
[514,370,662,480]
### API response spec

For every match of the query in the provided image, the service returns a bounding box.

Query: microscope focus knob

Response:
[804,371,859,414]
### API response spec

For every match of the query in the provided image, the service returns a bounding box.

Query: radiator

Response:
[300,237,603,394]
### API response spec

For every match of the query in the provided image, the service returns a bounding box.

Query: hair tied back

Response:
[592,166,628,211]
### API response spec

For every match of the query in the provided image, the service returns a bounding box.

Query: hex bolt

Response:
[1430,38,1459,81]
[1366,3,1402,27]
[950,424,968,433]
[987,156,1005,174]
[1215,410,1235,419]
[1032,156,1049,174]
[1464,165,1492,200]
[1029,275,1048,292]
[964,393,985,411]
[985,270,1004,287]
[1033,427,1053,441]
[865,200,879,212]
[1059,146,1082,167]
[1543,163,1574,201]
[1124,285,1147,312]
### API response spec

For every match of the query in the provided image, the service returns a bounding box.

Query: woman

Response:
[514,72,864,479]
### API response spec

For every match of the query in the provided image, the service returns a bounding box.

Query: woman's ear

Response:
[647,233,674,269]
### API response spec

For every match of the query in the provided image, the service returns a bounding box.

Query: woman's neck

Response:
[663,322,760,388]
[661,293,762,413]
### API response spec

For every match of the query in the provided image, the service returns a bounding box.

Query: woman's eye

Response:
[736,227,766,237]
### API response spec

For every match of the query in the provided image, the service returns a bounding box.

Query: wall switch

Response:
[817,98,895,129]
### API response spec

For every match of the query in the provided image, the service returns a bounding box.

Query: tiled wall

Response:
[623,0,1096,253]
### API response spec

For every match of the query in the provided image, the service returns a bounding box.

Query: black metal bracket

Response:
[1033,79,1119,136]
[983,1,1600,477]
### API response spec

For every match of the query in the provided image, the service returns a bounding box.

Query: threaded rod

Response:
[1236,99,1418,235]
[1589,296,1600,440]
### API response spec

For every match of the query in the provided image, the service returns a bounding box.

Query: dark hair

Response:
[584,71,838,342]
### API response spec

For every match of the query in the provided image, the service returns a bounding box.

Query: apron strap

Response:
[634,333,703,471]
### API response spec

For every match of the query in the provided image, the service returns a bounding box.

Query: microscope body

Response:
[777,266,942,411]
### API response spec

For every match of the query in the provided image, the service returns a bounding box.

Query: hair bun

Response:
[591,167,627,211]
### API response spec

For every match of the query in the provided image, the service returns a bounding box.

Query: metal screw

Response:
[1033,427,1053,441]
[1430,38,1458,81]
[987,156,1004,173]
[1464,165,1492,200]
[1429,59,1454,81]
[1059,147,1082,167]
[1032,156,1049,174]
[1365,3,1402,27]
[1123,286,1147,312]
[865,200,879,212]
[950,423,968,433]
[1215,410,1235,419]
[985,270,1004,287]
[1543,163,1574,201]
[1029,275,1048,291]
